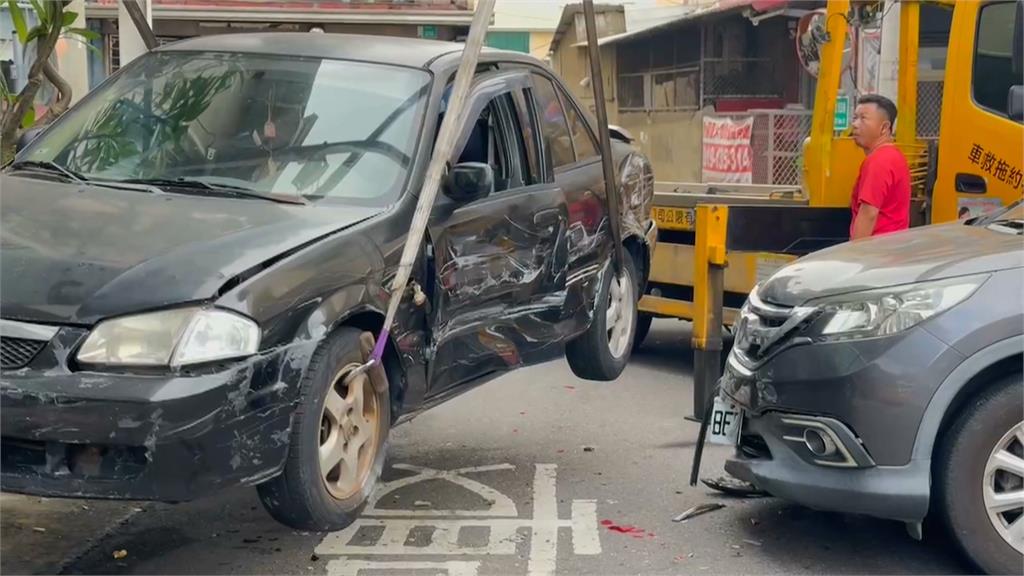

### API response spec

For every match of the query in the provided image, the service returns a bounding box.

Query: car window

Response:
[511,89,543,184]
[493,95,530,191]
[530,74,575,169]
[21,52,430,205]
[973,1,1022,122]
[562,94,600,162]
[453,93,524,193]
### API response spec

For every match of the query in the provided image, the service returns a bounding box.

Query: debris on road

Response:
[750,517,761,527]
[701,475,768,498]
[672,503,726,522]
[310,554,320,562]
[583,446,595,452]
[112,550,128,560]
[413,501,432,508]
[31,527,46,533]
[744,538,763,547]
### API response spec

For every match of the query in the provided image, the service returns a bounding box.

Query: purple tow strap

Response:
[370,328,389,363]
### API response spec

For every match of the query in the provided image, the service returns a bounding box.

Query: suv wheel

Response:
[565,252,638,381]
[939,373,1023,575]
[258,328,390,531]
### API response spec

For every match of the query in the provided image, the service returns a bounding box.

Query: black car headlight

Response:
[77,307,260,368]
[807,274,988,342]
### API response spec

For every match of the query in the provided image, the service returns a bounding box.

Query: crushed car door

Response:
[426,71,570,395]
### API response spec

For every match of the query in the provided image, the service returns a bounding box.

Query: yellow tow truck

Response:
[635,0,1024,368]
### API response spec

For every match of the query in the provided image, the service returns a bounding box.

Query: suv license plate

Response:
[708,396,743,445]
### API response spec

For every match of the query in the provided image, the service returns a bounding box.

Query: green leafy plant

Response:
[1,0,100,164]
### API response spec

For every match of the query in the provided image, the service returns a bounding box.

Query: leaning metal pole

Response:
[362,0,496,369]
[582,0,626,276]
[123,0,158,51]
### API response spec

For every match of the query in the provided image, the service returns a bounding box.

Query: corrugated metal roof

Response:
[575,0,789,48]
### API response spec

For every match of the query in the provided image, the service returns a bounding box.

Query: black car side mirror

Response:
[444,162,494,203]
[1008,85,1024,122]
[15,126,44,153]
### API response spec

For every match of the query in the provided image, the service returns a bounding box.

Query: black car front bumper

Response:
[1,328,316,502]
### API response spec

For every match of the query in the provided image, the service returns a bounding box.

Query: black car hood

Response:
[1,175,384,325]
[759,222,1024,307]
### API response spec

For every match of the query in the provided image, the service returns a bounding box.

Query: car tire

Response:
[257,327,391,531]
[938,373,1023,575]
[633,313,653,352]
[565,251,639,381]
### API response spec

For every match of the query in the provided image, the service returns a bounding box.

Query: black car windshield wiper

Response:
[985,218,1024,235]
[119,177,308,205]
[7,160,88,183]
[969,199,1022,227]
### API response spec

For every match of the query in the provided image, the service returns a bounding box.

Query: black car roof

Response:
[158,33,538,70]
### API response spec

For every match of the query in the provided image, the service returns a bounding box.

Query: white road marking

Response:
[527,464,558,576]
[364,464,518,517]
[318,518,520,555]
[317,463,601,575]
[326,559,481,576]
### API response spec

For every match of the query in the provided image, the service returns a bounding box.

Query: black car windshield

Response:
[18,51,431,205]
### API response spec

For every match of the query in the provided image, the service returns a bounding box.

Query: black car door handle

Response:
[955,173,987,194]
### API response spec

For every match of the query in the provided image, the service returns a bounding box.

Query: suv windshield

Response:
[18,51,431,205]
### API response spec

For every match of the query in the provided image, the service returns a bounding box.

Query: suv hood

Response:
[759,222,1024,307]
[1,175,383,325]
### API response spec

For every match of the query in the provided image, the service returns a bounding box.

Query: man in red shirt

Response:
[849,94,911,239]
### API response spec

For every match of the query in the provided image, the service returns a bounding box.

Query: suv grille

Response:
[0,337,47,369]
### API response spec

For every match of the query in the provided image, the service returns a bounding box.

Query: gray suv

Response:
[720,202,1023,574]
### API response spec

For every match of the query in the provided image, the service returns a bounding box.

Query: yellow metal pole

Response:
[803,0,851,206]
[691,204,728,421]
[896,0,920,145]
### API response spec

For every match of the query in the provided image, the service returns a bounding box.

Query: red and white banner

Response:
[702,116,753,184]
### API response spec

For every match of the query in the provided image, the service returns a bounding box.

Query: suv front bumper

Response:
[719,325,966,523]
[723,410,931,522]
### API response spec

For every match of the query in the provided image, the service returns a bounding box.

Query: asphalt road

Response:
[2,321,971,575]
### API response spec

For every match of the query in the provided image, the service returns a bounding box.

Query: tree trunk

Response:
[37,59,72,126]
[0,2,70,164]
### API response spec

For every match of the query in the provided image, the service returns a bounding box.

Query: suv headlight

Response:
[811,275,987,341]
[77,307,260,368]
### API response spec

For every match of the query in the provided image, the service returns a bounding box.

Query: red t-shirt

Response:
[850,144,911,237]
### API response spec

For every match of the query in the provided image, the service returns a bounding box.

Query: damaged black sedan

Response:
[0,34,656,530]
